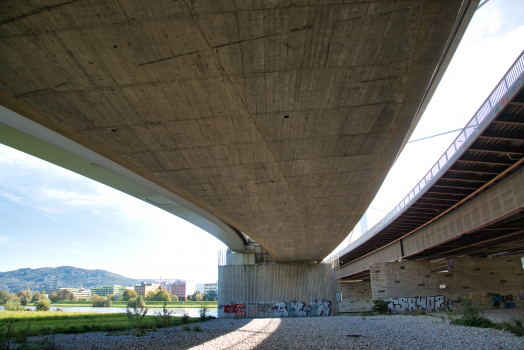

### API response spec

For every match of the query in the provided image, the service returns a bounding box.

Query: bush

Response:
[371,299,390,315]
[92,295,112,307]
[450,298,497,330]
[502,315,524,337]
[127,296,146,308]
[4,299,23,311]
[154,301,175,327]
[35,299,51,311]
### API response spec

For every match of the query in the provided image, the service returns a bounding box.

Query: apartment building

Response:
[44,276,59,293]
[171,280,195,299]
[57,288,91,299]
[134,282,160,297]
[91,285,127,297]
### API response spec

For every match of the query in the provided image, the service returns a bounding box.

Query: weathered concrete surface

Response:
[218,263,336,317]
[0,0,472,262]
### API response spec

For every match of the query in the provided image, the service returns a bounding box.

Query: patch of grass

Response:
[182,324,191,331]
[192,325,202,332]
[449,298,499,330]
[0,310,214,340]
[501,315,524,337]
[451,315,498,329]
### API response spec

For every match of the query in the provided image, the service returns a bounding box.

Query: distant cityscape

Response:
[43,276,218,301]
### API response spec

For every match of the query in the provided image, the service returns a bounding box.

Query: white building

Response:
[195,282,218,295]
[44,276,59,293]
[57,288,91,299]
[204,283,218,295]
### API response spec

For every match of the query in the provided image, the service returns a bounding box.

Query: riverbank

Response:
[50,301,217,308]
[0,310,215,341]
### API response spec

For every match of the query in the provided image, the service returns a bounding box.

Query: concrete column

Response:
[218,263,337,318]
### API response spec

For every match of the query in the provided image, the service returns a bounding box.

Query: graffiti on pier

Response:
[490,294,515,309]
[221,302,246,316]
[247,302,274,316]
[220,300,332,317]
[386,296,452,313]
[274,300,331,317]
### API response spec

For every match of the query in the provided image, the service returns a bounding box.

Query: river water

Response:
[1,306,218,318]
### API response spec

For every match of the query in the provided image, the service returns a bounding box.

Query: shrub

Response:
[193,325,202,332]
[182,311,190,324]
[502,315,524,337]
[4,300,23,311]
[35,299,51,311]
[127,296,146,308]
[371,299,390,315]
[199,302,209,320]
[92,295,112,307]
[450,298,497,330]
[153,301,174,327]
[126,305,148,336]
[182,324,191,331]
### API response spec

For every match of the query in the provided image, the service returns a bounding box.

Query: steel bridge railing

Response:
[339,50,524,258]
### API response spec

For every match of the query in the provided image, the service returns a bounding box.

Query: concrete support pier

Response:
[369,257,524,313]
[218,263,337,318]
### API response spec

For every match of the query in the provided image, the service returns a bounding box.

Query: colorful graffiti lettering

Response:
[222,302,246,316]
[491,294,514,308]
[386,296,452,313]
[220,300,332,317]
[273,300,331,317]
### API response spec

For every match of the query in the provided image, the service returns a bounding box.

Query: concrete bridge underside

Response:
[0,0,475,262]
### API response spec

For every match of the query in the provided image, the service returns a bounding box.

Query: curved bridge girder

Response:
[0,105,247,251]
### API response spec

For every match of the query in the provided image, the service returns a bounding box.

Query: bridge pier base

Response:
[369,257,524,313]
[217,263,337,318]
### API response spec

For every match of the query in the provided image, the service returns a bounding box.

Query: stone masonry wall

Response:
[336,281,373,313]
[370,256,524,312]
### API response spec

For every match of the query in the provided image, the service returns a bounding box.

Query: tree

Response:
[49,292,60,301]
[191,291,203,301]
[205,290,217,301]
[35,299,51,311]
[145,289,171,302]
[171,294,179,302]
[91,294,111,307]
[123,289,137,301]
[57,289,73,301]
[106,294,114,301]
[16,289,33,306]
[127,296,146,308]
[0,290,10,305]
[4,299,22,311]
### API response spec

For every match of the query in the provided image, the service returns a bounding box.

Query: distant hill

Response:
[0,266,144,293]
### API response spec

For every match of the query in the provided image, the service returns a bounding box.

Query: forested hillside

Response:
[0,266,141,293]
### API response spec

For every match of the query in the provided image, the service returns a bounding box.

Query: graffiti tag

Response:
[386,295,452,313]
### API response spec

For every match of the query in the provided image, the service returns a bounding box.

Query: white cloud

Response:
[0,192,24,204]
[0,236,8,242]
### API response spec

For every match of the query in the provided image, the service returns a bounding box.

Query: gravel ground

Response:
[25,316,523,349]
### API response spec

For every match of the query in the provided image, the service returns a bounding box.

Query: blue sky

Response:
[1,0,523,283]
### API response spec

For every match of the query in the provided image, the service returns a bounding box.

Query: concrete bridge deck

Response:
[0,0,477,262]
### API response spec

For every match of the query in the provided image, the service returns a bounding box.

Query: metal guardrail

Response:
[338,50,524,258]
